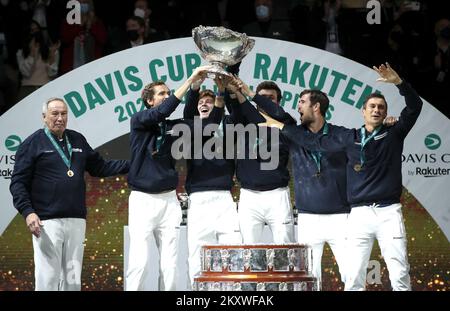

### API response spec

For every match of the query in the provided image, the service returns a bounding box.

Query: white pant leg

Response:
[323,214,349,284]
[238,189,266,244]
[32,219,65,291]
[375,204,411,291]
[153,191,182,291]
[263,187,295,244]
[344,207,376,291]
[297,213,325,288]
[60,218,86,291]
[187,191,241,287]
[187,192,216,288]
[215,192,242,245]
[126,190,175,291]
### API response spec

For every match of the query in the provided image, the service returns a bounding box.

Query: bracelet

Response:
[215,91,226,97]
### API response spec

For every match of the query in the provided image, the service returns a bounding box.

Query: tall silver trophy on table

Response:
[192,25,255,78]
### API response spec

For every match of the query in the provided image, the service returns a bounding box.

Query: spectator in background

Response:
[289,0,324,48]
[430,18,450,117]
[59,0,107,74]
[0,31,11,114]
[224,0,255,33]
[116,16,164,52]
[0,7,16,114]
[16,20,60,101]
[323,0,343,55]
[177,0,222,37]
[133,0,152,38]
[28,0,66,44]
[243,0,293,41]
[120,16,147,51]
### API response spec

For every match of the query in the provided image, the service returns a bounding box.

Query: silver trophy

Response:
[192,25,255,78]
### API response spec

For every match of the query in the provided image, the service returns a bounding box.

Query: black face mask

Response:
[127,30,139,41]
[440,27,450,40]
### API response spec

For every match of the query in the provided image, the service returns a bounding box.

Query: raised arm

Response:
[237,78,295,124]
[174,65,213,101]
[133,66,213,128]
[373,63,423,137]
[258,112,354,152]
[183,73,206,119]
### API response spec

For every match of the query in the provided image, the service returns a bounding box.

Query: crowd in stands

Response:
[0,0,449,117]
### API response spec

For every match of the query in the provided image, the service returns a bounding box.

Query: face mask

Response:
[127,30,140,41]
[134,8,146,19]
[80,3,90,14]
[255,5,270,20]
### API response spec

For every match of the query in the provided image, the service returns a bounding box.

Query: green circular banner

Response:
[5,135,22,152]
[424,134,441,150]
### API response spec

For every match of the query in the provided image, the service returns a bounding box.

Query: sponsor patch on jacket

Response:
[43,150,54,153]
[72,148,83,152]
[374,132,388,140]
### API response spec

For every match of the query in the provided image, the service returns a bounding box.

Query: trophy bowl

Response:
[192,25,255,78]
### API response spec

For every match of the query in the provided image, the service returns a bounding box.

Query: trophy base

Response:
[193,244,319,291]
[207,67,233,80]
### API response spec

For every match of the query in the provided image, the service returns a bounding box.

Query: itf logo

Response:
[5,135,21,152]
[424,134,441,151]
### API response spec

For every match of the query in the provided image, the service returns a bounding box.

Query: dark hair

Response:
[141,81,166,108]
[127,16,145,28]
[256,81,282,103]
[198,89,215,100]
[363,93,388,109]
[299,89,329,116]
[22,23,50,61]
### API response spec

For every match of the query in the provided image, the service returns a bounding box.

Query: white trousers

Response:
[32,218,86,291]
[187,191,242,287]
[238,187,295,244]
[344,203,411,291]
[297,213,348,289]
[126,190,182,291]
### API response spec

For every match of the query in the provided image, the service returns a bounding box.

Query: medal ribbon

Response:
[307,122,329,173]
[44,127,72,170]
[155,122,167,153]
[359,125,381,166]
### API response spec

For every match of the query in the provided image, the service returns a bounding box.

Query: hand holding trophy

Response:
[192,25,255,79]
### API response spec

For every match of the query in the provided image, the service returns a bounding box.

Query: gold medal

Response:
[67,170,74,177]
[353,164,362,172]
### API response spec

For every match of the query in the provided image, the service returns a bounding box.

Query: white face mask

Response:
[0,0,9,7]
[134,8,146,19]
[255,4,270,20]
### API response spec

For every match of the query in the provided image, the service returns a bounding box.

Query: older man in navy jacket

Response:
[10,97,129,291]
